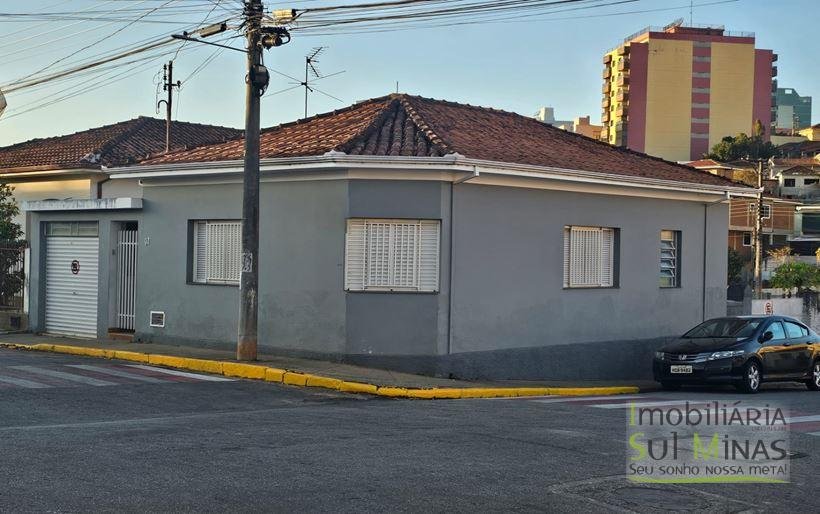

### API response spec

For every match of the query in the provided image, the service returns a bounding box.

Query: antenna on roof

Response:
[303,47,324,118]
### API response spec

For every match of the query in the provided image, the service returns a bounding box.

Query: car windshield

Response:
[682,318,761,339]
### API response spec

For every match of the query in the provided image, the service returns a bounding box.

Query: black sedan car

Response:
[653,315,820,393]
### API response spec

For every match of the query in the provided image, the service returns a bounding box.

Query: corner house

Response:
[23,94,756,380]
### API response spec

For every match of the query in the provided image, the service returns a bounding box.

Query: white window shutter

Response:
[345,219,367,291]
[418,220,440,292]
[193,222,207,283]
[566,226,615,288]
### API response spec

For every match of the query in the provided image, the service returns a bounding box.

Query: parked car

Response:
[653,316,820,393]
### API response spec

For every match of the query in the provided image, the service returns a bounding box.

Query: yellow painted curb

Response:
[0,342,642,400]
[112,350,150,363]
[339,381,378,395]
[283,371,309,386]
[376,386,408,398]
[305,375,343,390]
[265,368,285,383]
[222,362,267,380]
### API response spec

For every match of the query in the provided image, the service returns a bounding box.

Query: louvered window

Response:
[192,220,242,285]
[660,230,681,288]
[563,226,617,288]
[345,219,440,292]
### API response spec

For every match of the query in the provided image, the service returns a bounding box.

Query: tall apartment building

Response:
[601,21,777,162]
[774,87,812,131]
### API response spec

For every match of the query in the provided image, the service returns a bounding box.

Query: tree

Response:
[0,183,24,307]
[769,261,820,295]
[728,247,743,284]
[706,124,779,162]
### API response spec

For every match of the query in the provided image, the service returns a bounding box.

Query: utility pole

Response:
[753,159,764,298]
[237,0,265,361]
[157,61,181,153]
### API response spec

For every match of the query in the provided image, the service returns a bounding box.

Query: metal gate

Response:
[115,229,138,331]
[45,236,99,338]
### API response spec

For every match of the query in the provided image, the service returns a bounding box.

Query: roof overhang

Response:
[0,166,104,180]
[108,154,759,200]
[23,197,142,212]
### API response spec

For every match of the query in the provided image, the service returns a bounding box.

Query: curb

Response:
[0,343,641,399]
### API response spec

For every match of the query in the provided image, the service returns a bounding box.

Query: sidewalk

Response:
[0,332,657,397]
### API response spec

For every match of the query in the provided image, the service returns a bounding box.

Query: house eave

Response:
[108,154,758,198]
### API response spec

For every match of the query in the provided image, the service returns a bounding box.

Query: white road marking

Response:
[10,366,117,387]
[126,364,235,382]
[594,400,711,410]
[785,415,820,424]
[65,364,167,384]
[531,395,645,404]
[0,374,51,389]
[807,432,820,437]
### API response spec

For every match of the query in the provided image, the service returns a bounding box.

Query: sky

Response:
[1,0,818,146]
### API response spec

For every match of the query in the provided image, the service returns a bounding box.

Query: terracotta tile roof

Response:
[142,94,742,188]
[0,117,241,173]
[687,159,729,169]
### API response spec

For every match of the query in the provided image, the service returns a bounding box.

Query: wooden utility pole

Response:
[237,0,265,361]
[753,159,764,298]
[158,61,181,153]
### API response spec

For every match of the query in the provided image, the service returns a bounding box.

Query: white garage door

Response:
[45,234,99,338]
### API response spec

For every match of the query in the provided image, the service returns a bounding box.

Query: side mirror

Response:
[759,331,773,344]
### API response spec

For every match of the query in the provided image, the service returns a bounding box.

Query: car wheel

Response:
[806,361,820,391]
[736,360,762,394]
[660,381,681,391]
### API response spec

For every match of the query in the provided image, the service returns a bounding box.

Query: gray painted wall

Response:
[24,176,731,380]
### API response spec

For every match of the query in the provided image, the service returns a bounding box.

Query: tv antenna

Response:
[266,47,346,115]
[299,47,345,118]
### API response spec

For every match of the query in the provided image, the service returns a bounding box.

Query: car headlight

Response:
[708,350,745,360]
[655,351,665,360]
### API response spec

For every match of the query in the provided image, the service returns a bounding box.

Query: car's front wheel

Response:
[736,360,762,394]
[806,361,820,391]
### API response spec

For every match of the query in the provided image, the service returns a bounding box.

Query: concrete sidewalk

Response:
[0,332,657,393]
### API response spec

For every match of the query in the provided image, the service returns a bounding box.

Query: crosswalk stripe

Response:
[0,374,51,389]
[593,400,711,410]
[10,366,118,387]
[786,415,820,424]
[65,364,167,384]
[125,365,235,382]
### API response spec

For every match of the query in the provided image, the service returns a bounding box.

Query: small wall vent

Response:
[150,311,166,328]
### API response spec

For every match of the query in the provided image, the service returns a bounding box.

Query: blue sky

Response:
[1,0,817,146]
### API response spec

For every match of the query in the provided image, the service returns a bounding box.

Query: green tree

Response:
[706,123,779,162]
[727,247,743,284]
[769,261,820,294]
[0,183,25,307]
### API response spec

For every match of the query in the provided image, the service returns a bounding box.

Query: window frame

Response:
[562,225,619,289]
[344,218,441,293]
[742,232,752,247]
[783,178,796,187]
[660,229,682,289]
[188,219,242,287]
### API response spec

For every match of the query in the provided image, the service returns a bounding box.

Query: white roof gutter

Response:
[108,153,758,198]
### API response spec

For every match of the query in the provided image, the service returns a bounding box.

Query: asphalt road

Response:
[1,348,818,513]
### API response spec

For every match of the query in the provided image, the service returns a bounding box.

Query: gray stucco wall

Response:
[135,180,349,353]
[24,176,731,380]
[439,184,729,380]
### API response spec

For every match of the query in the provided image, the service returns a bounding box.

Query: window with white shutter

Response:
[191,220,242,285]
[345,219,440,292]
[562,226,617,288]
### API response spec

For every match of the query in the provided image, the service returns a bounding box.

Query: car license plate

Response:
[670,365,693,374]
